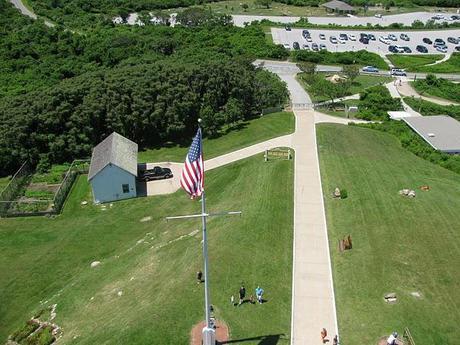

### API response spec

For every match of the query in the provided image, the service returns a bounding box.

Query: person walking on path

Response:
[230,295,235,306]
[238,284,246,305]
[196,270,202,284]
[321,328,328,344]
[255,286,264,304]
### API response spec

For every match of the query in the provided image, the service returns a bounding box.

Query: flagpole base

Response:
[202,327,215,345]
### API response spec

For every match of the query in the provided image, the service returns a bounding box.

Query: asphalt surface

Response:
[9,0,54,27]
[232,11,460,27]
[272,27,460,55]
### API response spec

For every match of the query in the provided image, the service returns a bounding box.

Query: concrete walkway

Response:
[396,80,460,106]
[385,82,423,117]
[9,0,54,27]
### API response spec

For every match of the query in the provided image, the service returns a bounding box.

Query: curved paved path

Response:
[9,0,54,27]
[397,80,460,106]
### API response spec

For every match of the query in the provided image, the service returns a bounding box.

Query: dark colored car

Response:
[403,46,412,53]
[360,33,369,39]
[359,37,369,44]
[456,46,460,51]
[416,45,428,53]
[388,45,398,53]
[302,29,310,38]
[368,34,376,40]
[423,37,432,44]
[400,33,410,41]
[339,33,348,41]
[293,41,300,50]
[139,166,173,181]
[434,38,445,45]
[447,37,459,44]
[312,43,319,51]
[285,25,291,31]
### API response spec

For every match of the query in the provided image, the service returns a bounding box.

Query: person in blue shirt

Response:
[255,286,264,304]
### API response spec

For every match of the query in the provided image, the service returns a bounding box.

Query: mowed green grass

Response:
[138,112,294,163]
[0,176,11,191]
[386,54,444,71]
[317,124,460,345]
[0,154,293,344]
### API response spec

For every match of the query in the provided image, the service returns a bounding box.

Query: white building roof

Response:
[388,111,414,121]
[403,115,460,153]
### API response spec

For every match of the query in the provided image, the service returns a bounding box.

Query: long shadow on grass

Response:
[221,333,284,345]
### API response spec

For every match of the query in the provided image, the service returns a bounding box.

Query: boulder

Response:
[90,261,101,268]
[333,187,341,198]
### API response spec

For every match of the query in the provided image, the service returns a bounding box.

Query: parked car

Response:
[390,68,407,76]
[379,36,391,44]
[348,34,356,41]
[451,15,460,20]
[447,37,459,44]
[416,45,428,53]
[302,44,310,50]
[456,46,460,52]
[360,33,369,39]
[302,29,310,38]
[319,33,326,40]
[431,14,443,20]
[339,33,348,41]
[388,34,397,41]
[423,37,432,44]
[436,45,448,53]
[285,25,291,31]
[330,36,338,44]
[388,45,398,53]
[320,43,327,50]
[293,41,300,50]
[139,166,173,181]
[374,13,382,18]
[434,38,445,45]
[403,46,412,53]
[312,43,319,51]
[362,66,379,73]
[400,33,410,41]
[359,37,369,44]
[283,43,290,49]
[368,34,376,41]
[306,36,312,42]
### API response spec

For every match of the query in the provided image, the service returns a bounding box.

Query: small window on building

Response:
[122,184,130,193]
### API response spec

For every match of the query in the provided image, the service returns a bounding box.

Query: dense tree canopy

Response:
[0,2,289,176]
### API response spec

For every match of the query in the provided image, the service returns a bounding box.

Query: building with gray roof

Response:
[88,132,138,203]
[403,116,460,154]
[321,0,355,14]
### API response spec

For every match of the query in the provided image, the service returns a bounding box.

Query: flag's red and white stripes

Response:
[180,128,204,198]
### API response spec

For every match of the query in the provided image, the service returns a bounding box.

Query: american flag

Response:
[180,128,204,198]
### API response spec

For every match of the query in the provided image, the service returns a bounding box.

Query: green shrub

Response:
[24,325,55,345]
[10,321,39,342]
[340,189,348,199]
[403,97,460,121]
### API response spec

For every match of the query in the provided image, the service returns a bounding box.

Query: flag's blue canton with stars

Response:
[180,128,204,198]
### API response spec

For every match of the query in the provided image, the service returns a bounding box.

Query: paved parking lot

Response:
[272,27,460,56]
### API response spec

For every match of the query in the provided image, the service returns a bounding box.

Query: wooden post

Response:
[264,150,268,162]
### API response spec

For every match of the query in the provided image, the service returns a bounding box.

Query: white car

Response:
[395,46,405,53]
[374,13,382,18]
[379,36,390,44]
[330,36,338,44]
[348,34,356,41]
[436,45,448,53]
[302,44,310,50]
[306,36,312,42]
[319,34,326,40]
[338,38,346,44]
[283,43,290,49]
[320,44,327,50]
[388,34,397,41]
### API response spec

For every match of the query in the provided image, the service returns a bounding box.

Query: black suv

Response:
[423,37,432,44]
[139,166,173,181]
[293,41,300,50]
[416,45,428,53]
[302,29,310,38]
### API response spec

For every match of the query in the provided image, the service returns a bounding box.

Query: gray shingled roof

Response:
[88,132,138,180]
[321,0,354,11]
[403,116,460,153]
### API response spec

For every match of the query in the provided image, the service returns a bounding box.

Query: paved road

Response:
[232,11,459,27]
[397,79,460,106]
[272,27,460,55]
[9,0,54,27]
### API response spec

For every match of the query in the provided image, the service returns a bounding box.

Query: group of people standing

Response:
[231,284,265,306]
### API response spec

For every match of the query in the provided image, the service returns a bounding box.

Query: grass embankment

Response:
[412,78,460,103]
[138,111,295,163]
[387,53,460,73]
[318,124,460,345]
[0,176,10,192]
[0,154,293,344]
[404,97,460,120]
[386,54,444,71]
[292,50,388,70]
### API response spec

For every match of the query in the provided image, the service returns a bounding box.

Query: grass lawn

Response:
[403,97,460,120]
[138,111,294,163]
[0,176,11,192]
[390,53,460,74]
[317,124,460,345]
[386,54,444,72]
[298,73,391,103]
[0,154,293,344]
[317,99,360,118]
[412,78,460,103]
